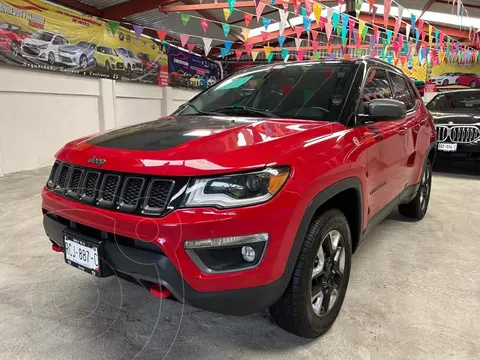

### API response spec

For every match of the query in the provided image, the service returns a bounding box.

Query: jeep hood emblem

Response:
[88,156,106,166]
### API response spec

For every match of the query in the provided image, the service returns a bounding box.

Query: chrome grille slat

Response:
[435,125,480,143]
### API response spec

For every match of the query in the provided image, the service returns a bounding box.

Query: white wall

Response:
[0,67,197,176]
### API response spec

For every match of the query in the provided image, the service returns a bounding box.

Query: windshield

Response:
[176,63,358,121]
[427,91,480,111]
[127,49,136,58]
[138,53,151,61]
[32,31,54,42]
[104,47,117,56]
[77,41,93,48]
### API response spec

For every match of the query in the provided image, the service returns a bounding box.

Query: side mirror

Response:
[363,99,407,122]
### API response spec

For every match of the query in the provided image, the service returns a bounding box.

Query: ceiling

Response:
[50,0,479,54]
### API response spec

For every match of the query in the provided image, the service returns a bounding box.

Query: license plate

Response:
[438,143,457,152]
[64,235,100,276]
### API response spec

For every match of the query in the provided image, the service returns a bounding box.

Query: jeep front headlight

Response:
[183,167,289,208]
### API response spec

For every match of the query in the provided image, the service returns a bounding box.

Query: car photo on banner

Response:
[0,22,30,58]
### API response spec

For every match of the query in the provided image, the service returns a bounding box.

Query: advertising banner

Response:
[168,45,221,90]
[0,0,168,85]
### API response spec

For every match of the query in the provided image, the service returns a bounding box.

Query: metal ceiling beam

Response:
[103,0,178,20]
[418,0,436,20]
[50,0,102,16]
[436,0,480,9]
[159,0,331,12]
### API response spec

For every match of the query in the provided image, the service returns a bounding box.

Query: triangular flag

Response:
[256,2,265,22]
[313,51,320,59]
[267,52,274,63]
[251,50,259,61]
[374,25,378,43]
[235,49,243,60]
[224,40,233,53]
[295,26,302,38]
[325,22,333,41]
[187,43,195,52]
[386,29,392,44]
[369,34,374,49]
[397,4,404,20]
[313,3,322,24]
[349,18,355,43]
[264,46,272,58]
[181,13,190,26]
[261,31,268,42]
[311,30,319,41]
[361,23,368,40]
[228,0,236,12]
[278,35,286,47]
[281,48,289,62]
[278,9,288,35]
[180,34,189,47]
[244,12,253,27]
[220,48,227,57]
[312,41,319,51]
[242,28,250,41]
[327,43,333,54]
[383,0,391,27]
[369,0,374,11]
[332,12,339,29]
[405,24,411,41]
[133,25,144,40]
[295,38,302,49]
[393,17,401,40]
[355,0,362,18]
[107,20,120,36]
[244,44,253,55]
[358,20,365,40]
[263,17,271,30]
[202,38,212,56]
[428,25,432,45]
[418,19,424,32]
[305,0,314,15]
[303,16,312,33]
[156,30,167,42]
[411,14,416,35]
[223,8,231,21]
[222,23,231,37]
[293,0,301,14]
[341,14,348,44]
[200,19,209,33]
[297,50,305,61]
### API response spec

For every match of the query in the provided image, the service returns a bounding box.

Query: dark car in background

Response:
[427,89,480,161]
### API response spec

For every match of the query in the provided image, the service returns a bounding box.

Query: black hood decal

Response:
[88,116,255,151]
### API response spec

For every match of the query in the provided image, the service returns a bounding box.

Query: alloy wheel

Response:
[11,42,18,57]
[419,165,431,211]
[471,81,477,88]
[80,55,87,69]
[311,230,346,316]
[48,52,55,65]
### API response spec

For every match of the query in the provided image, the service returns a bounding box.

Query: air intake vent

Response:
[66,168,84,198]
[119,177,145,212]
[143,179,175,215]
[47,161,60,189]
[80,171,101,203]
[55,164,71,193]
[97,174,121,207]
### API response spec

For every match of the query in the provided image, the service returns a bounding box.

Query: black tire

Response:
[105,61,111,72]
[11,41,19,57]
[48,52,55,65]
[470,81,477,88]
[127,64,132,76]
[79,54,88,69]
[270,209,352,338]
[442,79,448,86]
[398,159,432,220]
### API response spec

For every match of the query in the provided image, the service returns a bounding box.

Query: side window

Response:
[52,36,62,45]
[60,37,68,44]
[389,72,415,110]
[360,69,392,113]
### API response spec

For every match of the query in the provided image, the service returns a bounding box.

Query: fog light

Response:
[241,246,256,262]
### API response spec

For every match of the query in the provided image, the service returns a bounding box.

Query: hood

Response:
[57,115,338,176]
[59,44,82,53]
[431,111,480,125]
[23,38,47,46]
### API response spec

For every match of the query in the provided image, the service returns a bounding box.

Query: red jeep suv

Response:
[42,58,436,338]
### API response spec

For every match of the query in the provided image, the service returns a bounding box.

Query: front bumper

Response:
[436,142,480,160]
[42,179,303,307]
[44,214,285,315]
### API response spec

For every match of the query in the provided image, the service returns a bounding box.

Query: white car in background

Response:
[21,30,69,65]
[431,72,463,86]
[116,47,144,75]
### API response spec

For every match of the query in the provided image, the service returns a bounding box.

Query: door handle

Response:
[398,126,408,135]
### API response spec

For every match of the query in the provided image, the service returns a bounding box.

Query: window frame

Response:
[387,71,418,114]
[356,66,394,118]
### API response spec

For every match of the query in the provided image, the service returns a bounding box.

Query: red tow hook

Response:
[150,284,171,299]
[51,243,63,253]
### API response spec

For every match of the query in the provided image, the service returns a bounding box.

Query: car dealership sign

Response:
[0,0,168,85]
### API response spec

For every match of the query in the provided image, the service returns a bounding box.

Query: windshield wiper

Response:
[210,105,275,117]
[184,103,221,116]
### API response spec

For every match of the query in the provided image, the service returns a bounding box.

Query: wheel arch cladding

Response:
[283,177,363,282]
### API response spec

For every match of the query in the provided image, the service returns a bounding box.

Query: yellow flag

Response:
[264,46,272,58]
[358,20,365,41]
[242,28,250,42]
[223,8,231,21]
[313,3,322,25]
[428,25,432,45]
[440,50,445,63]
[413,56,418,66]
[251,50,259,61]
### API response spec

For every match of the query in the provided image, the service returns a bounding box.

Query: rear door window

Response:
[389,72,416,111]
